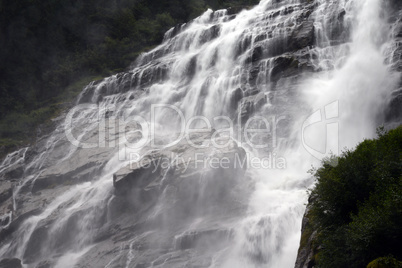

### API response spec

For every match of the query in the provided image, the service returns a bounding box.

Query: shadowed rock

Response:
[0,258,22,268]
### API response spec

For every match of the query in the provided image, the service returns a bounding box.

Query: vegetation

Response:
[309,126,402,268]
[0,0,259,156]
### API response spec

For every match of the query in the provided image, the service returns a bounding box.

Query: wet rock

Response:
[113,159,162,197]
[227,6,246,16]
[174,228,232,250]
[113,130,248,215]
[115,72,133,93]
[0,258,22,268]
[239,92,267,123]
[29,127,114,194]
[1,164,24,181]
[0,213,11,228]
[0,181,12,205]
[199,24,221,44]
[0,208,42,242]
[295,195,318,268]
[246,46,264,64]
[35,260,53,268]
[24,207,106,264]
[385,88,402,123]
[289,20,315,51]
[185,56,198,81]
[234,34,252,59]
[230,87,244,110]
[31,161,100,193]
[136,63,170,88]
[77,79,104,104]
[271,55,300,82]
[23,224,50,263]
[254,33,267,43]
[164,23,188,40]
[248,65,261,86]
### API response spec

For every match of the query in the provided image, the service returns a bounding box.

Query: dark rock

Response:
[227,6,245,16]
[0,213,11,227]
[174,228,232,250]
[289,20,315,51]
[248,65,261,86]
[283,5,294,15]
[385,88,402,123]
[116,72,132,93]
[136,63,170,88]
[239,92,267,123]
[185,56,198,81]
[1,164,24,181]
[230,87,244,110]
[0,258,22,268]
[199,24,221,44]
[77,79,104,104]
[0,208,42,242]
[31,161,100,193]
[295,195,318,268]
[164,23,187,40]
[23,207,106,264]
[338,9,346,20]
[271,55,300,82]
[35,260,53,268]
[251,46,264,63]
[254,33,267,43]
[235,34,252,59]
[0,181,12,205]
[113,159,162,197]
[23,224,50,263]
[241,46,263,75]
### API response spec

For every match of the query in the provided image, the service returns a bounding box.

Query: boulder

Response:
[0,258,22,268]
[230,87,244,110]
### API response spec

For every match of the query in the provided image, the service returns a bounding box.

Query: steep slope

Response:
[0,0,401,267]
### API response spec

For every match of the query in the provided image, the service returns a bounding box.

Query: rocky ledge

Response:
[111,130,248,213]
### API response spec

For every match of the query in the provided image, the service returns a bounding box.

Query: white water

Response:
[0,0,399,267]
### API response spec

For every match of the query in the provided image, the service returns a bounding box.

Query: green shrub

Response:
[310,126,402,268]
[367,256,402,268]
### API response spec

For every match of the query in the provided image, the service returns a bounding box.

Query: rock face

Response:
[294,196,318,268]
[0,258,22,268]
[78,131,251,268]
[0,0,401,267]
[113,130,247,204]
[385,4,402,127]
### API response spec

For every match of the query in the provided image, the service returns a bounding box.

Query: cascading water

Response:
[0,0,400,267]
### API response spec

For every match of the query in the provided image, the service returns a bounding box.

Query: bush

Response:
[367,256,402,268]
[310,126,402,268]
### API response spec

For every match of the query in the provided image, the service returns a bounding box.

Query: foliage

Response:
[367,256,402,268]
[310,126,402,268]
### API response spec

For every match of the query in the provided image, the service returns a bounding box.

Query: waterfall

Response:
[0,0,399,267]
